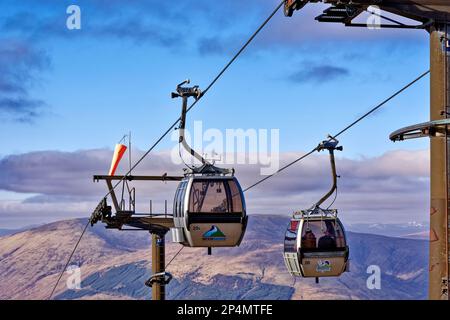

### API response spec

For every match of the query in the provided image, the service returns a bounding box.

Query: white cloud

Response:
[0,148,429,228]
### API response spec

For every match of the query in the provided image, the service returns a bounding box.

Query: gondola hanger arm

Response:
[314,136,342,209]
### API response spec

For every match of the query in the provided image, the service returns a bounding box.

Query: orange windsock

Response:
[108,144,127,176]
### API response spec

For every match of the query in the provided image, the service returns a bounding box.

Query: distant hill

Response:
[347,222,429,239]
[0,229,16,237]
[400,231,429,240]
[0,225,41,237]
[0,215,428,300]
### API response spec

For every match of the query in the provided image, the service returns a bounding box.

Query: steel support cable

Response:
[165,245,185,269]
[332,70,429,139]
[242,148,318,193]
[48,1,284,299]
[48,220,90,300]
[243,70,430,193]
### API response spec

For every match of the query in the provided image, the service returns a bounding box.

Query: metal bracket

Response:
[390,119,450,142]
[172,79,207,168]
[317,136,343,153]
[313,3,433,30]
[284,0,308,17]
[171,79,202,100]
[345,19,433,30]
[145,272,173,287]
[90,198,112,226]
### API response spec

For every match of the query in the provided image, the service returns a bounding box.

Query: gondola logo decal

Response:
[316,260,332,273]
[203,225,226,241]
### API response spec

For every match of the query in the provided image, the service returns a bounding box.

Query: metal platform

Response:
[90,173,183,300]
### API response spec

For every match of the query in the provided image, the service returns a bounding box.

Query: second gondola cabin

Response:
[284,210,349,278]
[171,166,247,248]
[283,138,349,280]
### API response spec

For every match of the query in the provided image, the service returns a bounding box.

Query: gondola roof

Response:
[184,163,234,176]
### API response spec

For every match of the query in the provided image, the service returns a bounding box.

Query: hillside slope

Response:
[0,215,428,300]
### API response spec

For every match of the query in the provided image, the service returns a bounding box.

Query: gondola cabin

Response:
[171,174,247,248]
[283,210,349,278]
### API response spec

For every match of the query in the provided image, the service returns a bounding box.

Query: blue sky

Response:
[0,0,430,156]
[0,0,432,228]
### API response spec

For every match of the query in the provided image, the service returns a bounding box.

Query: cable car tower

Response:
[284,0,450,300]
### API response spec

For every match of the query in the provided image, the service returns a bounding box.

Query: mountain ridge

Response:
[0,214,428,300]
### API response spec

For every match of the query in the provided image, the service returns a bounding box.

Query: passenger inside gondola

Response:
[301,220,345,250]
[212,199,228,213]
[301,229,317,249]
[318,229,337,249]
[318,221,337,249]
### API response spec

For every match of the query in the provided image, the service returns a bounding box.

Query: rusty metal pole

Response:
[151,233,166,300]
[429,24,450,300]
